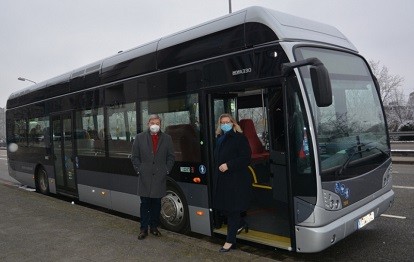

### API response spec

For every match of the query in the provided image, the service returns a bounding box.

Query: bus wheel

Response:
[160,183,189,233]
[36,167,49,195]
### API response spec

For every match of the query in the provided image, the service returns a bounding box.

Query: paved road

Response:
[390,141,414,150]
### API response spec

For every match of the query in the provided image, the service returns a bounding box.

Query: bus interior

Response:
[210,85,292,250]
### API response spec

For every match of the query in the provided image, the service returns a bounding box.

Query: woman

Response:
[212,113,252,252]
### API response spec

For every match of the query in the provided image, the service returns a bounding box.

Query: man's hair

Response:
[148,114,161,123]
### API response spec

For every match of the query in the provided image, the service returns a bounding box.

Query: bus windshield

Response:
[295,47,389,181]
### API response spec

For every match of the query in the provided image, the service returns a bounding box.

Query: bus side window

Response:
[165,124,200,162]
[14,119,28,147]
[141,93,201,163]
[107,102,137,158]
[76,108,105,157]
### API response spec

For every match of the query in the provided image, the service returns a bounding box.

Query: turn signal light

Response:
[193,177,201,183]
[196,211,204,216]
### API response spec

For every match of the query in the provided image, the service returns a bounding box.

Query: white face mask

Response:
[149,124,160,133]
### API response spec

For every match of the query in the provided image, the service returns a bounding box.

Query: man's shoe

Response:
[138,230,148,240]
[150,228,161,236]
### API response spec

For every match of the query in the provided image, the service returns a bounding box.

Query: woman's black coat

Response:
[212,130,252,212]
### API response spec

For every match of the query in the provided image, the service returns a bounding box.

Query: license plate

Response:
[357,211,375,229]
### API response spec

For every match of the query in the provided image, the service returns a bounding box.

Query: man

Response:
[131,114,175,240]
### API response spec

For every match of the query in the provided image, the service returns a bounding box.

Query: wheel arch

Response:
[161,177,190,233]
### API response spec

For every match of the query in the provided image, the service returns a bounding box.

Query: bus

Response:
[6,6,394,252]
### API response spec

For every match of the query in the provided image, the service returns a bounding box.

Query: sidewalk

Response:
[0,184,274,262]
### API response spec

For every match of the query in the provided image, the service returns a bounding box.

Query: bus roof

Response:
[158,6,356,51]
[8,6,357,107]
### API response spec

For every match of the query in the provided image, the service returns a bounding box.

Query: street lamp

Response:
[18,77,37,84]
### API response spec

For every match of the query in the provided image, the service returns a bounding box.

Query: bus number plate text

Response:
[357,211,374,229]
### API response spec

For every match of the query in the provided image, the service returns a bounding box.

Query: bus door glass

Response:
[284,75,317,230]
[51,113,77,194]
[210,94,237,124]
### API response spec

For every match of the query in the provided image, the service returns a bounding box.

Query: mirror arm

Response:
[281,58,323,76]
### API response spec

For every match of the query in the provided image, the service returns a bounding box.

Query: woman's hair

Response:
[215,113,243,137]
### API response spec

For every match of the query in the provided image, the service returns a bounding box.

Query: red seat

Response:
[239,119,269,163]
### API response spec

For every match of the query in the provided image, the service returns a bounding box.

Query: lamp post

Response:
[18,77,37,84]
[229,0,232,13]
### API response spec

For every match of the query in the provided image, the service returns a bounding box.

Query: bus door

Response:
[206,87,292,250]
[51,113,78,195]
[205,93,236,227]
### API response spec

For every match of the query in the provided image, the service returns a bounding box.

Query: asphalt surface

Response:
[0,183,274,262]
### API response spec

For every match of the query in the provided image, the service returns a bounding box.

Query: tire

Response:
[36,167,50,195]
[160,183,189,233]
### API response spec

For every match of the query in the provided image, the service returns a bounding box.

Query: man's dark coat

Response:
[131,131,175,198]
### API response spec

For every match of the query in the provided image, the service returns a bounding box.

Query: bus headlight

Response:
[382,164,392,187]
[323,190,342,210]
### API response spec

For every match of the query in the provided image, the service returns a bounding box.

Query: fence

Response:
[389,131,414,142]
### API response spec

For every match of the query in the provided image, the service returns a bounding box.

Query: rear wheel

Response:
[160,183,189,233]
[36,167,49,195]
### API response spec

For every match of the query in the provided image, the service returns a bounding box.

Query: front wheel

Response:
[36,167,49,195]
[160,183,189,233]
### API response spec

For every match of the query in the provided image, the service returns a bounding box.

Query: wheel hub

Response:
[161,191,184,226]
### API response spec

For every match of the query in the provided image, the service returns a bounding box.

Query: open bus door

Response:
[206,87,293,250]
[51,112,78,196]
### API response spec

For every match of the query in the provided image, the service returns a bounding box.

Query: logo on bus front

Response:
[335,182,350,199]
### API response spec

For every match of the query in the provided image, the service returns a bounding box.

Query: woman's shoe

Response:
[237,223,249,235]
[219,243,236,252]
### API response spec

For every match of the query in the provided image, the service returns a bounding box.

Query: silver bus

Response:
[6,6,394,252]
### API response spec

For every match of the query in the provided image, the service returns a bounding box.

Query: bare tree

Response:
[369,60,404,105]
[368,60,407,131]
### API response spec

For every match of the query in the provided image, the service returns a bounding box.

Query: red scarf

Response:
[151,133,159,154]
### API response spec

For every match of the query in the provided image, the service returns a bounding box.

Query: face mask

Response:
[149,124,160,133]
[220,123,233,133]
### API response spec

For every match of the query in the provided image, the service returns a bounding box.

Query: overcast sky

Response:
[1,0,413,108]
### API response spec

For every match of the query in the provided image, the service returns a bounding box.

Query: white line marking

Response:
[0,158,8,160]
[380,214,406,219]
[18,185,36,192]
[393,185,414,189]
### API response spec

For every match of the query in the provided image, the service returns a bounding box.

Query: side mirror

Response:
[310,64,332,107]
[282,58,333,107]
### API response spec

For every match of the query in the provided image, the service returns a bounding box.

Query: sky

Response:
[1,0,414,108]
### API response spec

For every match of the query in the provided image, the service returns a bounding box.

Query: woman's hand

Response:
[219,163,228,173]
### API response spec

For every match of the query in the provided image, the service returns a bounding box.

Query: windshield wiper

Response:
[336,143,389,176]
[366,145,390,157]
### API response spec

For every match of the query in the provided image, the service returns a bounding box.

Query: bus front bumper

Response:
[294,189,394,253]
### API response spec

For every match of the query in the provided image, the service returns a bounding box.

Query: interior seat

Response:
[239,119,269,163]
